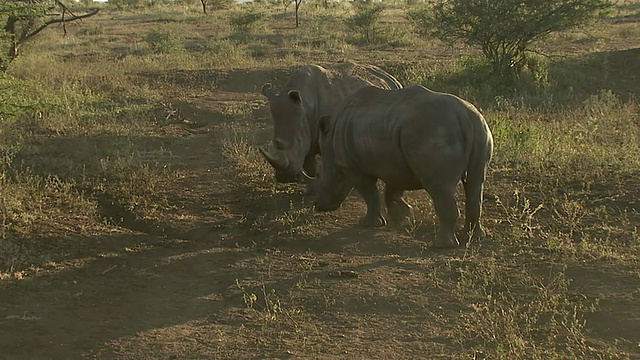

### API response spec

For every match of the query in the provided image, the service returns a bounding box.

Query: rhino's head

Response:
[312,115,353,211]
[260,83,312,183]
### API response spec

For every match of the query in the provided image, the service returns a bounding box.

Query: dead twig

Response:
[100,264,118,275]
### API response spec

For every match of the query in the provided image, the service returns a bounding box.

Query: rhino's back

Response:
[333,85,480,188]
[285,62,403,116]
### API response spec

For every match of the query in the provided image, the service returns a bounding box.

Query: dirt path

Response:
[0,118,249,356]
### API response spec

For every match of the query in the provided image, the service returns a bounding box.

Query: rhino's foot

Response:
[434,233,460,248]
[359,214,387,227]
[463,224,485,244]
[388,201,413,228]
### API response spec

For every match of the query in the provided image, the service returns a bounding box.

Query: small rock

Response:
[328,270,359,278]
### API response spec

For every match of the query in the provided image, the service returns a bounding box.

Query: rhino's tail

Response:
[463,108,493,186]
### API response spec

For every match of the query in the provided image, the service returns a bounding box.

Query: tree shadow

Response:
[0,231,260,359]
[425,47,640,110]
[610,1,640,22]
[548,47,640,102]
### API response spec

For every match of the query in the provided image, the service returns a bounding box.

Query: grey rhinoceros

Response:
[259,62,403,193]
[310,85,494,248]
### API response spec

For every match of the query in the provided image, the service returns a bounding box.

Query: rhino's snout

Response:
[275,170,302,183]
[313,201,339,212]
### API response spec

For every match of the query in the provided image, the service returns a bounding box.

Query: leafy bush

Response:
[345,2,385,44]
[408,0,613,78]
[406,6,432,38]
[109,0,148,10]
[0,77,62,124]
[207,0,235,10]
[143,29,181,54]
[230,11,266,34]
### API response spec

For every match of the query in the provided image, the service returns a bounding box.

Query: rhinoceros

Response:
[259,62,403,193]
[310,85,494,248]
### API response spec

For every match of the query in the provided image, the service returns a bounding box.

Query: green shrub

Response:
[230,11,266,34]
[406,6,432,38]
[410,0,613,78]
[207,0,235,10]
[0,77,62,125]
[345,2,385,44]
[109,0,148,10]
[143,29,181,54]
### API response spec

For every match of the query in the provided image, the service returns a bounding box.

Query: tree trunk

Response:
[3,17,20,70]
[295,0,302,27]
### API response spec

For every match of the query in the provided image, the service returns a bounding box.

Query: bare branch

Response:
[22,8,99,43]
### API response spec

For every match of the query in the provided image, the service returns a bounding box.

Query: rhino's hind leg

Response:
[385,186,413,227]
[351,174,386,227]
[463,180,485,243]
[424,183,460,248]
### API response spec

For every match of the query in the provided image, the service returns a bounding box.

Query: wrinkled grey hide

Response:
[314,85,494,248]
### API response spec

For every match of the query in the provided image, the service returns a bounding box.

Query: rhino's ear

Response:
[318,114,332,135]
[288,90,302,105]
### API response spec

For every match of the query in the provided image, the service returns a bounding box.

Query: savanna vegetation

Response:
[1,0,639,358]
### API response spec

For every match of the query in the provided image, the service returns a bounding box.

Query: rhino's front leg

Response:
[384,186,413,227]
[350,174,386,227]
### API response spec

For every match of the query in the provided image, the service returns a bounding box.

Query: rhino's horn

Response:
[261,83,273,97]
[259,146,289,169]
[300,169,316,180]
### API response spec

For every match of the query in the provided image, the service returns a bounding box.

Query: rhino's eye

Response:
[274,138,288,150]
